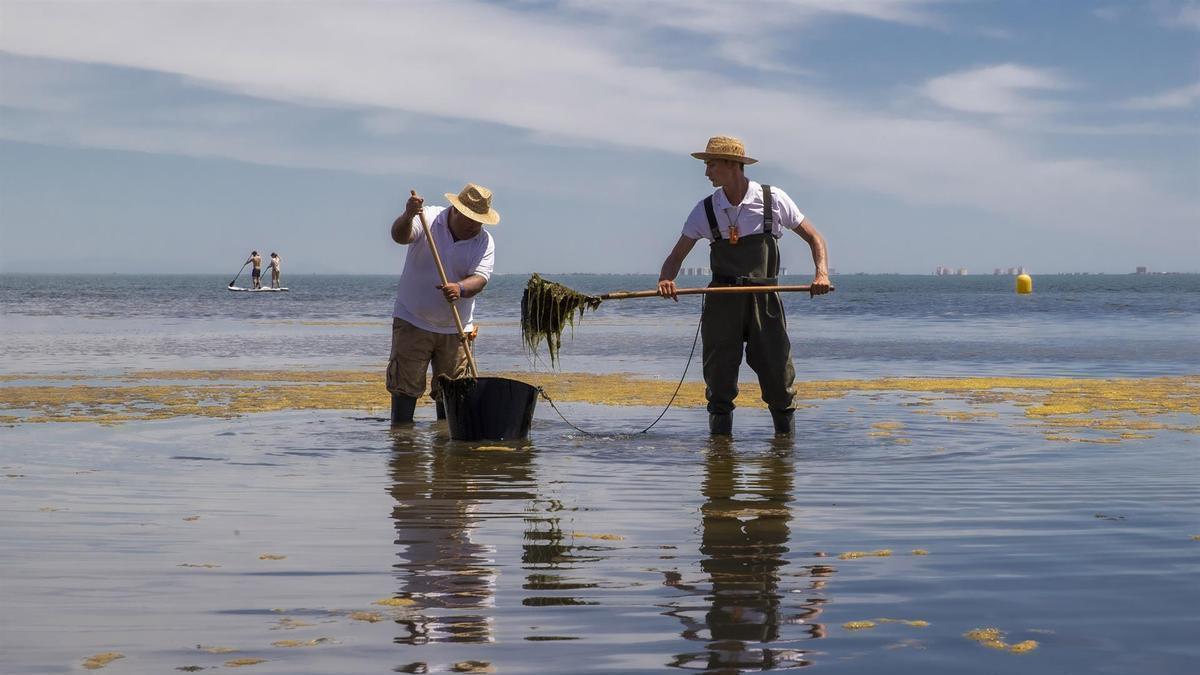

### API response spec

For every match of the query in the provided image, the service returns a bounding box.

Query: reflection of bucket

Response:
[443,376,538,441]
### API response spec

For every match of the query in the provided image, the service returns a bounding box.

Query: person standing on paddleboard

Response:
[247,251,263,289]
[268,252,282,289]
[386,183,497,425]
[656,136,831,437]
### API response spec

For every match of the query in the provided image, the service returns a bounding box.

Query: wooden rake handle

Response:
[599,284,833,300]
[413,190,479,378]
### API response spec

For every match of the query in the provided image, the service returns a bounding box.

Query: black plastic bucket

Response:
[442,376,539,441]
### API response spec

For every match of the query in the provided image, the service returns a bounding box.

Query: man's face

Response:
[704,159,739,188]
[449,209,483,239]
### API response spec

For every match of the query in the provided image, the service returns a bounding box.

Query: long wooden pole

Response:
[599,284,832,300]
[412,191,479,378]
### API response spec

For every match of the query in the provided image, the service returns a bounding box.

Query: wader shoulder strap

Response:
[762,185,774,236]
[703,196,721,241]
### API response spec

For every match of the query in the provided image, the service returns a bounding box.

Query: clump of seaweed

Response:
[521,274,602,366]
[438,374,478,404]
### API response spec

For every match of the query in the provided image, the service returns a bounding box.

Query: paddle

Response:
[228,260,249,288]
[412,190,480,378]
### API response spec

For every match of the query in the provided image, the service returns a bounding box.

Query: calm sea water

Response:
[2,273,1199,674]
[2,273,1199,377]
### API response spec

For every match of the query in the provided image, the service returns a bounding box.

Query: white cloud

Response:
[1169,0,1200,29]
[922,64,1069,116]
[0,0,1194,239]
[1123,81,1200,110]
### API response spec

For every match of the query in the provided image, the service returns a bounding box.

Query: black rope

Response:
[538,299,705,437]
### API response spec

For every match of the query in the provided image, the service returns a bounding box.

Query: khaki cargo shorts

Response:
[385,317,469,399]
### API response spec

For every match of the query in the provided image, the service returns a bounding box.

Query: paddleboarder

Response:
[656,136,831,436]
[247,251,263,289]
[268,252,282,289]
[386,183,498,425]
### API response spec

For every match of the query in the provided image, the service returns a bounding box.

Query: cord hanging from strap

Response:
[538,300,705,437]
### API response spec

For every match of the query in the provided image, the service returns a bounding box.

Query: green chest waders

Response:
[701,186,796,435]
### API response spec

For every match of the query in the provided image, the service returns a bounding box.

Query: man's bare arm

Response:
[656,235,699,301]
[391,192,424,245]
[792,217,831,296]
[438,274,488,303]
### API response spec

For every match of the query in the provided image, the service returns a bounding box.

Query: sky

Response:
[0,0,1197,275]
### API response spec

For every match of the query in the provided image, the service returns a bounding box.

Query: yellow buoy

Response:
[1016,274,1032,294]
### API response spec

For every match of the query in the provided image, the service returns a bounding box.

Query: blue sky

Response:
[1,0,1196,275]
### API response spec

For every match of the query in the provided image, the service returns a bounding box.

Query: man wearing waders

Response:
[657,136,830,436]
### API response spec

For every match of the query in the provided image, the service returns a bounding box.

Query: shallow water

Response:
[2,274,1199,673]
[3,401,1198,674]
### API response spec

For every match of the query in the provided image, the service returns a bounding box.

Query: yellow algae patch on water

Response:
[926,410,999,422]
[271,638,330,648]
[871,421,904,431]
[842,621,876,630]
[964,627,1001,641]
[876,618,930,627]
[839,549,892,560]
[225,658,268,667]
[4,371,1197,441]
[258,553,286,560]
[373,597,417,607]
[348,611,385,623]
[474,445,515,452]
[571,532,625,541]
[1191,535,1200,541]
[182,515,200,521]
[39,506,60,512]
[965,627,1037,653]
[178,562,220,568]
[451,661,495,673]
[82,652,124,669]
[271,617,315,630]
[198,645,237,654]
[911,549,930,555]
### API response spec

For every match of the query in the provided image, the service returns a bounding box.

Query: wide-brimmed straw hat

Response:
[690,135,757,165]
[445,183,500,225]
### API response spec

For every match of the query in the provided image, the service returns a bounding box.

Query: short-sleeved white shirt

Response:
[392,206,495,334]
[681,181,805,241]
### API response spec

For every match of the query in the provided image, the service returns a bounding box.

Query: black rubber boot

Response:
[390,394,417,425]
[709,413,733,436]
[435,398,446,421]
[770,408,794,436]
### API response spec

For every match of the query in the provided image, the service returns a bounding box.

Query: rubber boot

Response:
[770,408,794,436]
[390,394,416,426]
[709,413,733,436]
[435,398,446,421]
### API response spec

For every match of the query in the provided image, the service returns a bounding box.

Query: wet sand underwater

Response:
[2,369,1199,674]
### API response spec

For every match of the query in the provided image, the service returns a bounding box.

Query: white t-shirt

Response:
[392,206,495,333]
[681,181,805,241]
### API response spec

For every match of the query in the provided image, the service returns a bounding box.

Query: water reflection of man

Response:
[667,440,828,670]
[387,433,536,656]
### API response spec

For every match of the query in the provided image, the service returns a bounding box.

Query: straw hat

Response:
[445,183,501,225]
[690,135,757,165]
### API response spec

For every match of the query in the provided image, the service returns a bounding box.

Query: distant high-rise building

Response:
[993,268,1002,275]
[1136,266,1148,274]
[957,267,967,275]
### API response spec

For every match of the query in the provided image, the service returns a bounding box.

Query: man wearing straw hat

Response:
[387,183,498,425]
[657,136,830,436]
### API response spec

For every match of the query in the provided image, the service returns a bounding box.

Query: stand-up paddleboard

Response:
[227,286,289,292]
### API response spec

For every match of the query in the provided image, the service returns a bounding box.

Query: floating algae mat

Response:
[521,273,601,366]
[1,370,1197,444]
